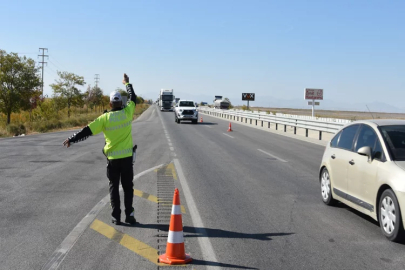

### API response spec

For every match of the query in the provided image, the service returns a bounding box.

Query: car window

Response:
[355,125,377,152]
[179,101,195,107]
[330,131,341,148]
[380,125,405,161]
[337,124,360,151]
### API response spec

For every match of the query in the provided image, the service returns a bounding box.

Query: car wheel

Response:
[379,189,404,242]
[177,118,180,124]
[320,167,336,205]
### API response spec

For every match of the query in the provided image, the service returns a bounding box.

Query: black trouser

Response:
[106,156,134,220]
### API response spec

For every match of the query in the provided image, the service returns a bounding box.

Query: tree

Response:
[85,85,103,112]
[50,71,85,118]
[224,97,233,109]
[0,50,41,124]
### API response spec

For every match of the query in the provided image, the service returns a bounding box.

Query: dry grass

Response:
[0,104,150,137]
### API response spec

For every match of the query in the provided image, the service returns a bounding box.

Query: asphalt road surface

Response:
[1,105,405,270]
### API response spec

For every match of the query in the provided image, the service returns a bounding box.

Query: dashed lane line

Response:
[257,149,287,162]
[41,164,165,270]
[222,133,234,138]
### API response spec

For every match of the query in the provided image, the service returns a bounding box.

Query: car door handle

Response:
[331,154,336,159]
[349,160,355,165]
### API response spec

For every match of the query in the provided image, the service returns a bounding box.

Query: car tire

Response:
[192,120,197,124]
[320,167,336,206]
[177,118,180,124]
[379,189,404,242]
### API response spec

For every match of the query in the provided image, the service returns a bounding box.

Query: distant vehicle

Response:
[213,96,230,109]
[201,102,208,106]
[320,120,405,242]
[174,100,198,124]
[173,97,180,107]
[159,89,174,111]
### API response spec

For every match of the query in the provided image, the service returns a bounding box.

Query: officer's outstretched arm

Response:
[63,126,93,148]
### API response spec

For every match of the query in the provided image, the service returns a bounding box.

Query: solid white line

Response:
[257,149,287,162]
[204,126,212,128]
[41,164,165,270]
[173,159,218,268]
[222,133,234,138]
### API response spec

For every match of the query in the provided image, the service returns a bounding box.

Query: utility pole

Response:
[94,74,100,88]
[38,48,48,97]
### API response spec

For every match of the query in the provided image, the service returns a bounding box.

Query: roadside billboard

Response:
[304,88,323,100]
[242,93,255,101]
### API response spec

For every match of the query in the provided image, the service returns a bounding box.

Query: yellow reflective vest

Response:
[88,101,135,160]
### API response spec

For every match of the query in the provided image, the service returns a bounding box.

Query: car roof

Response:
[351,119,405,126]
[179,100,194,102]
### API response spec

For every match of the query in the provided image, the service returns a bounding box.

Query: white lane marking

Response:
[205,126,212,128]
[41,164,165,270]
[168,143,173,147]
[174,159,218,268]
[222,133,234,138]
[170,147,174,151]
[257,149,287,162]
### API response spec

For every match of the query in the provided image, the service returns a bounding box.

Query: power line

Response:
[38,48,48,97]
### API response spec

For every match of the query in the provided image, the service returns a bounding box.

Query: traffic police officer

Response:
[63,74,137,225]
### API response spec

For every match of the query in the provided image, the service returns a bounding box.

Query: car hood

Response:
[394,161,405,171]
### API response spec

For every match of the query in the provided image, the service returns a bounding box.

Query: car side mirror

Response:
[357,146,372,161]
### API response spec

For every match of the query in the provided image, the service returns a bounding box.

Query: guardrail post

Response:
[306,129,308,137]
[276,123,278,130]
[268,122,270,128]
[255,120,257,126]
[284,125,287,132]
[319,131,322,140]
[261,121,263,127]
[294,127,296,134]
[245,118,247,123]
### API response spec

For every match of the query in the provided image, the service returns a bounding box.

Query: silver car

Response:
[320,120,405,242]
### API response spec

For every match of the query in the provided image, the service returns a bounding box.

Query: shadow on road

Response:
[135,223,294,241]
[191,259,259,269]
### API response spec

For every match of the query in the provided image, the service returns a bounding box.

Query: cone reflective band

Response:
[159,188,192,265]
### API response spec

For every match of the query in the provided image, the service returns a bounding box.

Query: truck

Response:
[213,96,230,109]
[174,100,198,124]
[159,89,174,111]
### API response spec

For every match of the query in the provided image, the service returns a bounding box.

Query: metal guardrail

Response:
[198,107,352,140]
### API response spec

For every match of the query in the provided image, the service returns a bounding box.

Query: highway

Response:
[1,105,405,270]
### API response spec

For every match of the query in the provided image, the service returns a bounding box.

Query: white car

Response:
[320,120,405,241]
[174,100,198,124]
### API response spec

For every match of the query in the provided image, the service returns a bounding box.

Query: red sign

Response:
[305,88,323,100]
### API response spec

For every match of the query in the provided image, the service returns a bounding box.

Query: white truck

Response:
[214,95,230,109]
[174,100,198,124]
[159,89,174,111]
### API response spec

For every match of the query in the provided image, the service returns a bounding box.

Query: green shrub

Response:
[6,124,26,136]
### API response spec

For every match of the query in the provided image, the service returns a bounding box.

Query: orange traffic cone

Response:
[227,122,233,132]
[159,189,192,265]
[200,117,203,123]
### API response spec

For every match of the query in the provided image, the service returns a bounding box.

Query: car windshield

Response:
[161,95,173,101]
[380,125,405,161]
[179,101,194,107]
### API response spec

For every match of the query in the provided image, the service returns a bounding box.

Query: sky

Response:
[1,0,405,111]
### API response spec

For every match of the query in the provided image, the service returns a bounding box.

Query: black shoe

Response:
[112,217,121,225]
[125,216,136,224]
